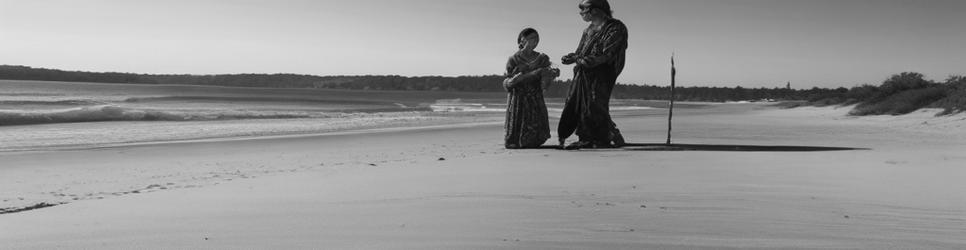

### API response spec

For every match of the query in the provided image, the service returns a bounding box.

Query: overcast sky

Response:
[2,0,964,88]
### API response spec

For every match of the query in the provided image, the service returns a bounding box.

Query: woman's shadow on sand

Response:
[539,143,869,151]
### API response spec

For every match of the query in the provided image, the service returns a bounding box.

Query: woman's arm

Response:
[504,56,520,90]
[562,32,589,65]
[505,69,540,89]
[518,67,559,89]
[506,53,559,90]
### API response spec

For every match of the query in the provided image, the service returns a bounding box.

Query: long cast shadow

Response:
[538,143,868,152]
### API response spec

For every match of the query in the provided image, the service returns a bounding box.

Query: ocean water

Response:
[0,80,504,126]
[0,80,672,151]
[2,80,669,126]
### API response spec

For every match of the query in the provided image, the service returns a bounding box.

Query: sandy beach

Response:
[2,103,965,249]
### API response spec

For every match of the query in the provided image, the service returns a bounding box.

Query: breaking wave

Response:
[0,105,314,126]
[430,98,506,112]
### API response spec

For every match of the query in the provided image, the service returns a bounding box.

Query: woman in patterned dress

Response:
[558,0,628,149]
[503,28,559,149]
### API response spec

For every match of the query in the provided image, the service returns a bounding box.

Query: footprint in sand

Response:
[595,202,616,207]
[586,224,636,233]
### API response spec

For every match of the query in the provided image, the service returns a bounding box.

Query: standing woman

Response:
[558,0,628,149]
[503,28,559,149]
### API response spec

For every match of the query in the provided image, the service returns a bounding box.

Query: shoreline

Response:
[0,111,506,153]
[0,118,504,154]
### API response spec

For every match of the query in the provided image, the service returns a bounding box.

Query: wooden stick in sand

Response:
[666,53,676,145]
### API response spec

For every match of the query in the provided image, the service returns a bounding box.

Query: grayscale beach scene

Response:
[2,0,965,249]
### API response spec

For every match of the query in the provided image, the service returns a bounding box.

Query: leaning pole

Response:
[666,54,676,145]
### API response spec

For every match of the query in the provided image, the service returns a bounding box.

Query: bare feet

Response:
[611,131,626,147]
[563,141,591,150]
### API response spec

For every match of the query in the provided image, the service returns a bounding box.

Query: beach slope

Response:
[2,104,965,249]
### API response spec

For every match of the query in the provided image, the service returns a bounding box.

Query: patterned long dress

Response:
[557,18,628,147]
[503,51,554,149]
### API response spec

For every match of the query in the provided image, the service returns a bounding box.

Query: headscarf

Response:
[517,28,538,49]
[579,0,612,18]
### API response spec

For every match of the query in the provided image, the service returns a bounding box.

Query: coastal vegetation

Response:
[795,72,966,115]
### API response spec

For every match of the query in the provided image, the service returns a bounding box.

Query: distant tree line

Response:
[0,65,817,101]
[2,65,962,115]
[0,65,505,91]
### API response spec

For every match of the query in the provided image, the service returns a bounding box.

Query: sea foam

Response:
[0,105,315,126]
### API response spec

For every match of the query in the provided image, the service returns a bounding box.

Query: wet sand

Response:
[1,103,965,249]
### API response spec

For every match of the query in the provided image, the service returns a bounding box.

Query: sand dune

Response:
[1,103,964,249]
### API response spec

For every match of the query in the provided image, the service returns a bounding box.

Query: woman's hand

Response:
[504,72,523,90]
[561,53,577,65]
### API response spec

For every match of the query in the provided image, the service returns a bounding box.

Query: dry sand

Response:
[1,103,965,249]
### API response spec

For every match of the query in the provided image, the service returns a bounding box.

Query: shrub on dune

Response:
[931,76,966,115]
[843,84,879,104]
[850,87,947,116]
[847,72,954,116]
[871,72,933,101]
